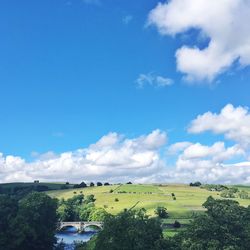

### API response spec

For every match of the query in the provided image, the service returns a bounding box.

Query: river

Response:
[56,226,97,250]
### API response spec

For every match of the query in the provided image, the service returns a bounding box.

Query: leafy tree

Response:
[90,182,95,187]
[73,182,87,188]
[155,206,169,219]
[220,188,236,198]
[79,203,95,221]
[94,209,169,250]
[79,182,87,188]
[57,194,85,221]
[57,203,76,221]
[0,195,19,249]
[89,208,109,221]
[17,192,58,250]
[190,182,202,187]
[0,193,58,250]
[68,194,84,205]
[175,196,250,250]
[85,194,96,204]
[239,190,249,199]
[97,182,103,186]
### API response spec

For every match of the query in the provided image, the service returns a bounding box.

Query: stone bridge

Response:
[58,221,103,232]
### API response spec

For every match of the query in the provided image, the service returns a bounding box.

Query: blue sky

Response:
[1,0,250,183]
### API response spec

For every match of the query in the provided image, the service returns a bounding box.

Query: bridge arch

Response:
[58,221,103,232]
[59,225,79,232]
[83,223,102,231]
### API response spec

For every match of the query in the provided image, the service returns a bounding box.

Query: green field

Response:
[46,184,250,219]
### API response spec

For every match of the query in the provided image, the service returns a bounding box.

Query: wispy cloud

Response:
[122,15,133,25]
[136,73,173,88]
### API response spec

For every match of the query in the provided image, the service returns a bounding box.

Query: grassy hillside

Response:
[46,184,250,219]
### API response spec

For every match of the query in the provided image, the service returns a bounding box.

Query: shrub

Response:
[85,194,96,203]
[173,220,181,228]
[115,198,119,202]
[220,188,237,198]
[238,190,249,199]
[155,206,168,219]
[190,182,202,187]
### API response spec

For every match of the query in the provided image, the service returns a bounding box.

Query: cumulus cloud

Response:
[166,141,248,184]
[148,0,250,82]
[2,105,250,184]
[167,141,192,155]
[136,73,173,88]
[0,130,167,183]
[189,104,250,148]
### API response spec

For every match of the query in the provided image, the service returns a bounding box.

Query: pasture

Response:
[46,183,250,219]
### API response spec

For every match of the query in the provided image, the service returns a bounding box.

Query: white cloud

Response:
[2,105,250,184]
[189,104,250,148]
[0,130,167,183]
[167,141,191,155]
[136,73,173,88]
[166,141,247,184]
[148,0,250,82]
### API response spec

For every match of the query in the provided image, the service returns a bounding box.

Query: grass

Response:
[46,183,250,218]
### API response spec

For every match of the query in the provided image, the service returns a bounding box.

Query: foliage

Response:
[57,194,108,222]
[174,196,250,250]
[79,203,95,221]
[220,187,239,198]
[85,194,96,203]
[155,206,169,219]
[0,193,58,250]
[88,208,109,221]
[201,184,228,192]
[238,190,249,199]
[97,182,103,186]
[74,182,87,189]
[114,198,119,202]
[189,182,202,187]
[93,209,170,250]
